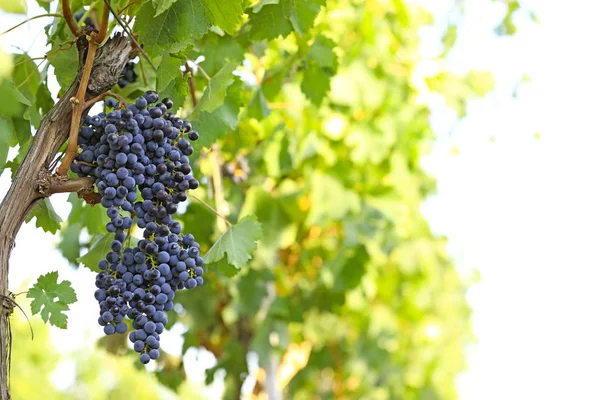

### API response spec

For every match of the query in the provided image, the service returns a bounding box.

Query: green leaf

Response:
[59,223,82,265]
[159,72,190,114]
[0,0,26,14]
[153,0,178,16]
[247,88,271,119]
[136,0,209,58]
[27,271,77,329]
[12,54,43,128]
[197,62,237,112]
[36,83,54,115]
[203,215,262,272]
[36,0,51,12]
[4,136,31,177]
[26,198,62,234]
[301,35,338,105]
[156,53,188,113]
[190,79,243,148]
[0,116,17,173]
[77,233,113,272]
[244,0,324,40]
[196,34,244,77]
[301,61,330,105]
[47,45,78,91]
[0,79,28,118]
[245,2,292,40]
[240,187,296,250]
[251,0,279,13]
[157,54,182,92]
[12,54,40,104]
[202,0,244,35]
[307,35,338,68]
[288,0,324,36]
[306,172,360,225]
[67,193,108,235]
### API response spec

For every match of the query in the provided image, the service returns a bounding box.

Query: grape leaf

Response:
[59,223,82,265]
[36,0,51,12]
[159,72,190,114]
[156,54,189,113]
[157,54,183,92]
[197,62,237,112]
[0,0,26,14]
[78,233,113,272]
[27,271,77,329]
[4,136,31,177]
[26,198,62,234]
[0,79,29,119]
[244,0,324,40]
[47,45,78,91]
[203,215,262,271]
[301,61,330,105]
[252,0,279,13]
[190,79,243,149]
[247,88,271,119]
[301,35,338,105]
[307,35,338,69]
[0,117,16,173]
[198,34,244,76]
[153,0,178,16]
[67,193,108,235]
[288,0,324,36]
[245,2,292,40]
[136,0,209,58]
[202,0,244,35]
[306,172,360,225]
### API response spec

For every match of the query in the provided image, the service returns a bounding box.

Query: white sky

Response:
[420,0,600,399]
[2,0,600,399]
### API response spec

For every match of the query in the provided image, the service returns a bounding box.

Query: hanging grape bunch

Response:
[74,11,95,29]
[71,91,203,364]
[222,154,250,184]
[118,61,137,88]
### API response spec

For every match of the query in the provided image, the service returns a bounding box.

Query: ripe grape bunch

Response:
[118,61,137,88]
[72,91,203,364]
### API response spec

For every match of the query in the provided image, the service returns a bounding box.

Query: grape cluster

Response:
[222,154,250,184]
[74,11,95,29]
[72,91,203,364]
[118,61,138,88]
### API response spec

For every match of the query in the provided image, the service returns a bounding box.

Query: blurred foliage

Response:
[0,0,529,398]
[10,312,210,399]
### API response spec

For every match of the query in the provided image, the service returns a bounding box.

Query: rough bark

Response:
[0,34,131,400]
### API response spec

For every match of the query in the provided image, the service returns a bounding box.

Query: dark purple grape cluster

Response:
[74,11,95,29]
[222,153,250,184]
[118,61,137,88]
[72,91,204,364]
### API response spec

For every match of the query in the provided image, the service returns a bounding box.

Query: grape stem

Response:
[209,145,229,233]
[0,13,63,36]
[61,0,82,37]
[56,35,99,176]
[117,0,144,15]
[46,177,96,196]
[187,58,211,81]
[95,2,111,44]
[103,0,158,72]
[56,1,112,176]
[84,91,128,108]
[185,64,198,107]
[187,193,233,227]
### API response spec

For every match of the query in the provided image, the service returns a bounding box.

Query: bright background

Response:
[2,0,600,398]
